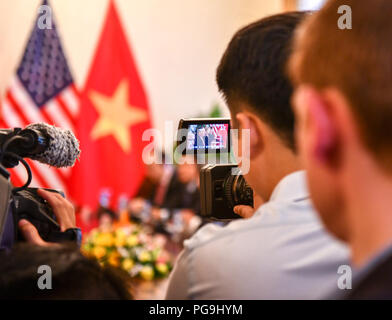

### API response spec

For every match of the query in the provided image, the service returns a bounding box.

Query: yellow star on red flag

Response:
[89,79,147,153]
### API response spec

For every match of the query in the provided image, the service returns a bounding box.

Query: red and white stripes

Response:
[1,75,79,193]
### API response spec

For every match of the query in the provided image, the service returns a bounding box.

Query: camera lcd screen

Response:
[177,118,231,155]
[186,123,229,151]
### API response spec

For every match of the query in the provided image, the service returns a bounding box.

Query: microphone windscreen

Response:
[26,123,81,168]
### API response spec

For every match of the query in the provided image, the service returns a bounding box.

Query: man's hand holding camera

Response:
[234,193,264,219]
[18,189,76,246]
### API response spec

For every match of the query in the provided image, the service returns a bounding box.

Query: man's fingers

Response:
[233,205,255,219]
[38,188,66,201]
[37,189,76,231]
[18,219,48,246]
[37,189,62,207]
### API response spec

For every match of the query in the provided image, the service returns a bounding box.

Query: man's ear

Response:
[236,112,263,159]
[294,85,340,168]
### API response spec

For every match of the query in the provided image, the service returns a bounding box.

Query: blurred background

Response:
[0,0,324,139]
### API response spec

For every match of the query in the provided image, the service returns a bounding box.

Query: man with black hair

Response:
[166,12,349,299]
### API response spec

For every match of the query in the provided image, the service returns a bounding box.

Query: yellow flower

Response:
[126,234,139,247]
[138,251,152,263]
[115,229,126,237]
[108,251,120,267]
[89,229,99,240]
[140,266,154,281]
[95,232,115,247]
[81,244,92,257]
[122,258,134,271]
[92,246,106,260]
[156,263,169,274]
[115,231,126,247]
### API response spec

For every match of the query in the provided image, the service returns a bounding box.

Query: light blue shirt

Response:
[166,171,350,299]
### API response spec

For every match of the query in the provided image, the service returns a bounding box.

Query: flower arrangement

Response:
[82,225,172,281]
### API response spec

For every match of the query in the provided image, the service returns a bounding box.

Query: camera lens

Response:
[223,173,253,209]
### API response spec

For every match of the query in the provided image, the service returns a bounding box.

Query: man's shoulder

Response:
[184,197,317,251]
[171,193,349,299]
[344,248,392,299]
[184,217,252,250]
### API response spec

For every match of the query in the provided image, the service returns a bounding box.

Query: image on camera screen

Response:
[186,123,229,151]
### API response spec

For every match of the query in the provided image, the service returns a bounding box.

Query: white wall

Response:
[0,0,283,143]
[298,0,326,10]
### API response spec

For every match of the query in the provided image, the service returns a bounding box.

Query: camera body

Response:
[177,118,254,220]
[0,126,79,248]
[200,164,253,220]
[0,165,66,248]
[12,188,63,242]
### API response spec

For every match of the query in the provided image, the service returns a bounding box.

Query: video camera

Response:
[177,118,253,220]
[0,123,81,249]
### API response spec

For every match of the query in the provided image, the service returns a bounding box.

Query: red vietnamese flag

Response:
[70,0,152,210]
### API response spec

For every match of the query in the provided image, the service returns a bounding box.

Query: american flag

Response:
[0,1,79,193]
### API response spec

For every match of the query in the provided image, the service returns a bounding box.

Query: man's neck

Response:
[264,148,303,201]
[345,167,392,267]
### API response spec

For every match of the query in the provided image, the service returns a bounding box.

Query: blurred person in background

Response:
[128,150,176,224]
[96,206,118,232]
[166,11,349,300]
[128,151,201,239]
[161,155,202,241]
[289,0,392,299]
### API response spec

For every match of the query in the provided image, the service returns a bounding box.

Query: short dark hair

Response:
[217,11,307,150]
[97,206,117,221]
[0,244,133,299]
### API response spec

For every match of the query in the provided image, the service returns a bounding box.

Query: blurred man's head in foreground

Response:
[289,0,392,258]
[0,244,132,299]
